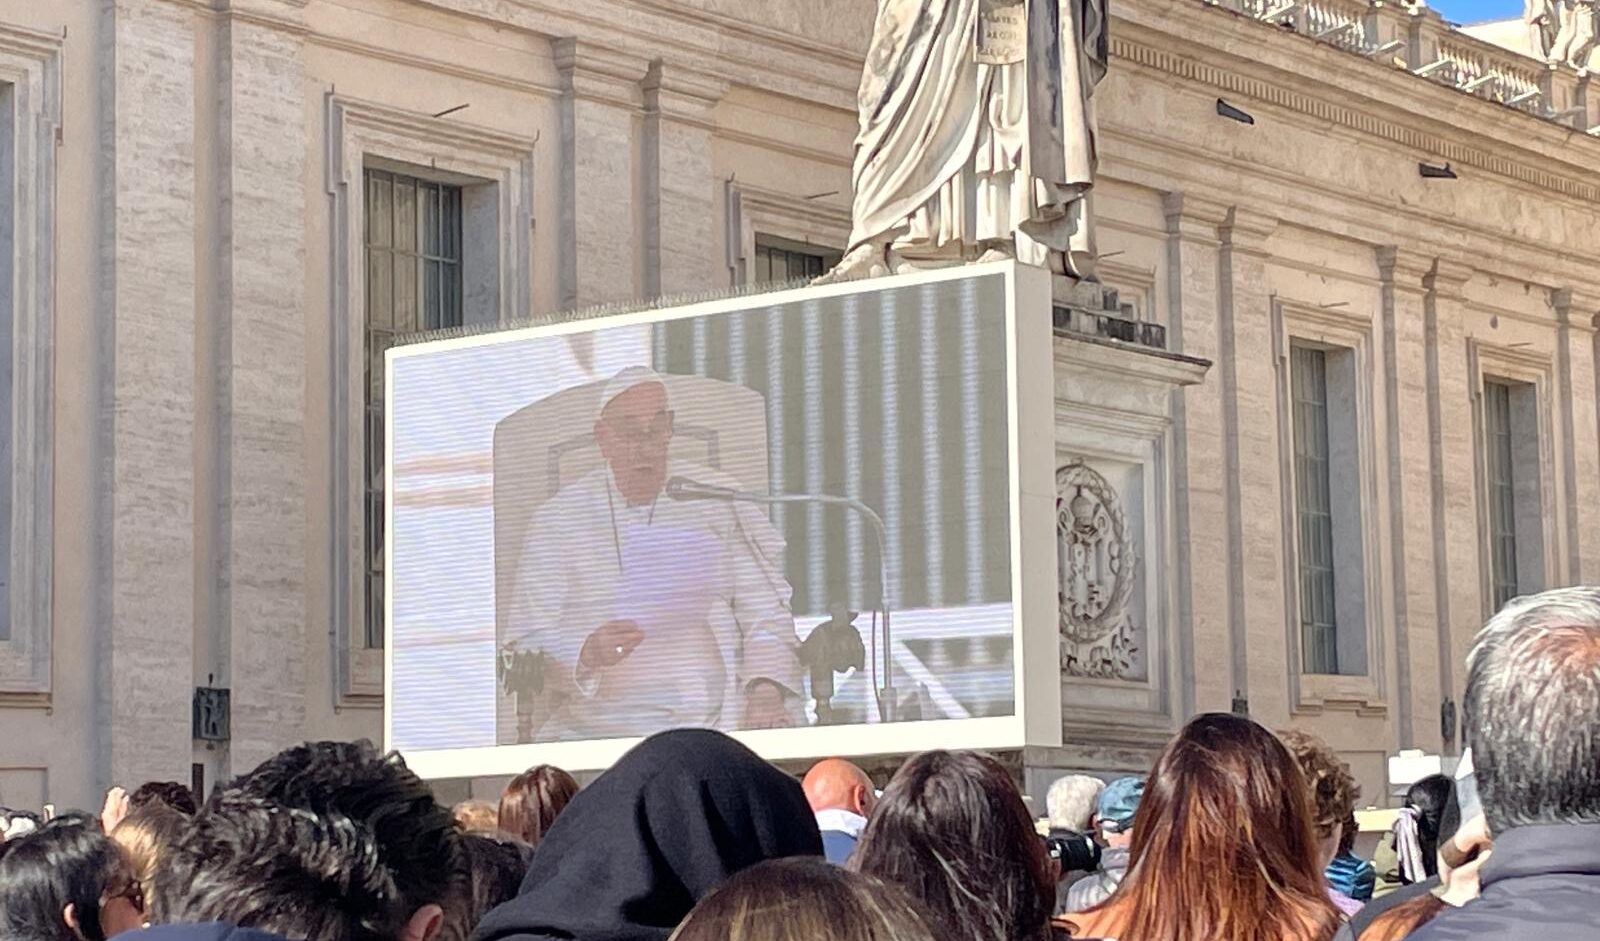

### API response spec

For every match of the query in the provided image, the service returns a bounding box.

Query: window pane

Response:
[365,574,385,649]
[394,255,418,333]
[366,172,392,248]
[443,188,462,260]
[366,250,393,330]
[753,238,837,285]
[424,260,442,330]
[442,263,463,329]
[1485,382,1518,610]
[395,178,417,253]
[422,183,442,257]
[1291,345,1339,675]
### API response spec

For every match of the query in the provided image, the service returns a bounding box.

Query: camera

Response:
[1044,828,1101,875]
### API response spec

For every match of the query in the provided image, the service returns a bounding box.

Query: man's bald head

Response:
[803,758,876,817]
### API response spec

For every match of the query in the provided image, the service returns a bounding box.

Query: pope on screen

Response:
[508,366,804,739]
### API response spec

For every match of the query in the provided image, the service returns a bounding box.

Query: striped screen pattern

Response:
[650,275,1013,618]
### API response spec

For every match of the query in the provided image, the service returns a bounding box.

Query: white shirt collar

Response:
[814,808,868,837]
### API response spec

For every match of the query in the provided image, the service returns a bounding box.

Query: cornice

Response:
[554,37,650,109]
[644,60,730,128]
[1376,245,1433,291]
[1112,4,1600,203]
[1219,205,1278,254]
[1424,258,1474,300]
[1162,191,1230,243]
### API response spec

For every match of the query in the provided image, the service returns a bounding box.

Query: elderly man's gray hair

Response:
[1464,585,1600,832]
[1046,774,1104,833]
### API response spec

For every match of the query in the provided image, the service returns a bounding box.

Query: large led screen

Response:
[386,267,1043,773]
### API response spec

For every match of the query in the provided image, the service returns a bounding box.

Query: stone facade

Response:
[0,0,1597,810]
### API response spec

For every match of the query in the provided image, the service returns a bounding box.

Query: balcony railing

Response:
[1204,0,1599,134]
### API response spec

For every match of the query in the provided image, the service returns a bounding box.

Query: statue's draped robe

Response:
[848,0,1107,271]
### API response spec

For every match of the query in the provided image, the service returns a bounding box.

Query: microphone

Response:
[664,476,749,502]
[661,474,898,723]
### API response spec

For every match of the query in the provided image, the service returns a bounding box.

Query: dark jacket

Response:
[115,925,295,941]
[472,729,823,941]
[1403,823,1600,941]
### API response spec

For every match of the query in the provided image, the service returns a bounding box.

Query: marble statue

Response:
[1526,0,1557,61]
[1551,0,1597,73]
[821,0,1108,283]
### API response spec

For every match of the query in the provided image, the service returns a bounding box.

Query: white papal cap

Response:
[597,365,670,421]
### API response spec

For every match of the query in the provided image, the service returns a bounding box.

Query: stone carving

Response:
[1551,0,1598,73]
[1527,0,1558,60]
[1056,461,1141,679]
[821,0,1108,283]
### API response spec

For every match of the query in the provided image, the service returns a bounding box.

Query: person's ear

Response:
[63,903,84,940]
[850,784,869,817]
[401,904,444,941]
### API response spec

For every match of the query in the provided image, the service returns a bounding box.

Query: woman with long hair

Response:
[850,749,1055,941]
[498,764,580,846]
[1372,773,1452,894]
[1058,713,1342,941]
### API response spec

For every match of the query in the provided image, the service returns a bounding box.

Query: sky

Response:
[1429,0,1521,25]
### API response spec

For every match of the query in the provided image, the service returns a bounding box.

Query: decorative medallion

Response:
[1057,461,1141,679]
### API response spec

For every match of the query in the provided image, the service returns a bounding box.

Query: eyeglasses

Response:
[603,411,674,448]
[103,880,145,913]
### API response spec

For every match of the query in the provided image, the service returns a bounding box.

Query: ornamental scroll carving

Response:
[1057,461,1143,680]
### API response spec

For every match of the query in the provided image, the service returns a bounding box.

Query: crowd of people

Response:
[1,585,1596,941]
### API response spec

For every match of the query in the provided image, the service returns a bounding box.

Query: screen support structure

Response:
[664,477,896,723]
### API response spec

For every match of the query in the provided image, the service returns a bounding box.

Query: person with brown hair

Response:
[453,800,502,834]
[1057,713,1342,941]
[671,858,935,941]
[110,802,190,912]
[849,750,1055,941]
[1279,728,1363,917]
[497,765,579,846]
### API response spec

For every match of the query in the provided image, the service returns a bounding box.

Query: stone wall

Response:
[0,0,1596,808]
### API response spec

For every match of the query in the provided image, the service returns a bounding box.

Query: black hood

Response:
[472,729,822,941]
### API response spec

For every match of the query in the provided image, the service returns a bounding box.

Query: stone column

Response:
[96,0,198,789]
[1423,259,1477,732]
[210,1,309,776]
[1377,247,1440,750]
[555,40,648,310]
[1161,193,1231,717]
[1552,290,1600,584]
[642,62,727,298]
[1218,206,1288,727]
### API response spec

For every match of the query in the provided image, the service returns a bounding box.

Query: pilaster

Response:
[1218,206,1288,728]
[97,0,198,790]
[555,38,649,310]
[210,5,309,776]
[1376,246,1438,750]
[1161,192,1230,717]
[1422,258,1476,738]
[642,61,727,298]
[1552,289,1600,584]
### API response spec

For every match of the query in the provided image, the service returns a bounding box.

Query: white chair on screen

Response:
[491,371,772,744]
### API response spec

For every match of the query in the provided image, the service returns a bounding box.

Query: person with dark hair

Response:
[849,750,1055,941]
[474,729,821,941]
[223,740,463,941]
[0,816,145,941]
[439,834,535,941]
[1323,813,1376,903]
[1371,773,1451,895]
[497,765,579,846]
[1404,587,1600,941]
[129,780,200,816]
[152,794,421,941]
[671,858,937,941]
[1057,713,1341,941]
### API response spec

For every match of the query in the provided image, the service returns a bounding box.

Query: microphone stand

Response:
[669,483,896,723]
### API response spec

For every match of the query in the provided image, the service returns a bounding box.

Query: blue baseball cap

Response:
[1097,776,1145,833]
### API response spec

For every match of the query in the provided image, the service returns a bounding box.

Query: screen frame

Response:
[383,260,1062,778]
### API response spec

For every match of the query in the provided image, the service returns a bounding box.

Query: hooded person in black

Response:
[472,729,823,941]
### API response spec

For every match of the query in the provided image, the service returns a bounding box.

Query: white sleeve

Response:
[508,506,595,695]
